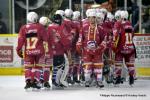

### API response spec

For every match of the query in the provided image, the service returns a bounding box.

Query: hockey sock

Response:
[52,66,58,83]
[32,67,42,82]
[114,67,122,78]
[40,69,44,83]
[43,67,50,82]
[25,67,32,81]
[94,68,103,82]
[73,66,78,81]
[128,66,135,77]
[84,69,92,82]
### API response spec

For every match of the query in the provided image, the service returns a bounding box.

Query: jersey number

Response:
[26,37,38,49]
[125,33,133,44]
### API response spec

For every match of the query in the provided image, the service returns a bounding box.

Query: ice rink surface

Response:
[0,76,150,100]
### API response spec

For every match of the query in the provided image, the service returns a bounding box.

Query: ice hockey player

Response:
[47,14,70,89]
[112,10,136,86]
[120,10,136,86]
[82,9,95,25]
[62,9,78,85]
[63,8,75,39]
[16,12,48,90]
[76,10,107,88]
[96,9,114,84]
[112,10,123,86]
[69,11,81,84]
[39,16,51,89]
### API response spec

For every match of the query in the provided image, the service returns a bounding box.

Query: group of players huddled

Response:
[16,7,136,90]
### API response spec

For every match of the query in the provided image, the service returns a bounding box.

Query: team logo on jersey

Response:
[87,41,97,50]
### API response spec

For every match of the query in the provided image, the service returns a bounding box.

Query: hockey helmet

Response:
[121,10,129,20]
[115,10,122,20]
[39,16,50,26]
[107,12,114,21]
[86,9,96,17]
[100,8,107,15]
[72,11,80,20]
[55,10,65,17]
[88,11,96,17]
[52,14,63,25]
[27,12,38,23]
[96,12,104,23]
[64,9,73,18]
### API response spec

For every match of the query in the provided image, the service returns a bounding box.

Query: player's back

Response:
[122,20,133,33]
[82,18,89,26]
[72,20,81,32]
[63,18,75,34]
[121,20,134,46]
[22,23,47,55]
[118,20,134,52]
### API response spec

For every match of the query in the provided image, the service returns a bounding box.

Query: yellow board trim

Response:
[136,67,150,76]
[0,34,18,37]
[0,67,150,76]
[0,67,24,75]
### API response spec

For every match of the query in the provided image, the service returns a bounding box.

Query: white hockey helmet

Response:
[96,12,104,19]
[100,8,107,15]
[107,12,114,21]
[115,10,122,20]
[72,11,80,20]
[65,9,73,18]
[27,12,38,23]
[86,9,91,17]
[121,10,129,20]
[95,8,101,13]
[86,9,95,17]
[88,11,96,17]
[39,16,50,26]
[55,10,65,17]
[96,12,104,23]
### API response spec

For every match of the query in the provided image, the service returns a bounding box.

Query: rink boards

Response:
[0,34,23,75]
[1,67,150,77]
[0,34,150,77]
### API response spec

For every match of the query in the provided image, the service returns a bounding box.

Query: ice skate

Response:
[85,81,90,87]
[44,81,51,89]
[113,76,121,85]
[96,81,104,88]
[67,76,75,85]
[52,80,65,90]
[129,75,134,86]
[24,80,32,90]
[120,77,124,84]
[32,81,41,90]
[52,83,64,90]
[73,75,80,85]
[60,80,69,87]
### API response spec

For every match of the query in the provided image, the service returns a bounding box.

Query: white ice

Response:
[0,76,150,100]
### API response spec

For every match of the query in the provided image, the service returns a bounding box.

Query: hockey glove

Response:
[17,50,23,58]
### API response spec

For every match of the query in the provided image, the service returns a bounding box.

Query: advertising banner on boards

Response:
[0,35,22,67]
[133,34,150,68]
